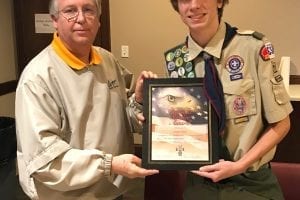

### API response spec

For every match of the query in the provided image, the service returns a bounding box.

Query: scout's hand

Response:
[191,159,245,182]
[134,71,157,104]
[112,154,159,178]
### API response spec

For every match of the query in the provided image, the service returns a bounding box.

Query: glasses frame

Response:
[57,7,98,22]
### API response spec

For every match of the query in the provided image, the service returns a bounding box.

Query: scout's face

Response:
[52,0,100,50]
[177,0,223,32]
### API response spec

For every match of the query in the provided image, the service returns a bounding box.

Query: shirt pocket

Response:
[223,79,257,119]
[270,78,290,105]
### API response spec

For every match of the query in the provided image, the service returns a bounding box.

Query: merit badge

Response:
[181,45,188,54]
[226,55,244,74]
[167,61,176,71]
[187,71,195,78]
[170,71,179,78]
[233,96,247,116]
[178,67,185,77]
[185,62,193,72]
[183,53,189,62]
[175,57,184,67]
[175,48,182,58]
[166,52,175,62]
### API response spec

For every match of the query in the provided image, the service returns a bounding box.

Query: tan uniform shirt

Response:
[167,22,293,171]
[16,34,142,200]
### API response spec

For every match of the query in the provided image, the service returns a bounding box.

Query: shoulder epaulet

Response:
[237,30,265,40]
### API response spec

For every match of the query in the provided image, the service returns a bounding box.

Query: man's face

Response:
[52,0,100,50]
[177,0,223,32]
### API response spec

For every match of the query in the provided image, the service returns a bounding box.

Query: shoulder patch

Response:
[260,42,275,61]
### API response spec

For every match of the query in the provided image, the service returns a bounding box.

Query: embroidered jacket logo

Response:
[107,80,119,89]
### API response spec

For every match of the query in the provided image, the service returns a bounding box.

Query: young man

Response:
[165,0,293,199]
[15,0,158,199]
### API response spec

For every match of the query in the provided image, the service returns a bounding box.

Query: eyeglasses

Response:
[58,6,97,22]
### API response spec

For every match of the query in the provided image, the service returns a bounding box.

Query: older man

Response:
[15,0,158,199]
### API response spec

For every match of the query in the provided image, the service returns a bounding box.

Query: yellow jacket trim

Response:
[51,32,101,70]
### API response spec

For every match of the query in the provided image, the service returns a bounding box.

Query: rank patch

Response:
[233,96,247,116]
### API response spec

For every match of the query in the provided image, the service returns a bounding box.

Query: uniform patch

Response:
[234,116,249,124]
[182,45,188,53]
[175,49,182,58]
[185,62,193,72]
[230,73,243,81]
[233,96,247,115]
[260,42,275,61]
[178,67,185,76]
[265,42,275,58]
[183,53,189,62]
[272,61,278,74]
[226,55,244,74]
[275,75,283,82]
[170,71,179,78]
[166,52,175,62]
[175,57,184,67]
[187,71,195,78]
[167,61,176,71]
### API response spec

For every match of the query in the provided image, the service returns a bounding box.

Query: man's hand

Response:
[134,71,157,104]
[111,154,159,178]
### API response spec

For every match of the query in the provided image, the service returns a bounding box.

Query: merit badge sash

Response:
[164,43,195,78]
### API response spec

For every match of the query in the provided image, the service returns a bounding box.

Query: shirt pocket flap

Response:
[223,79,254,95]
[270,78,290,105]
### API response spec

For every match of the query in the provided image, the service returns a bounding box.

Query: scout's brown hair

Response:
[170,0,229,21]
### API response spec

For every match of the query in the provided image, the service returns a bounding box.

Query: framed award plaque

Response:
[142,78,219,170]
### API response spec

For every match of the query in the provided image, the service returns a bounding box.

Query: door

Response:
[13,0,110,77]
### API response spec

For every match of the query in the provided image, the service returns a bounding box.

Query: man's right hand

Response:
[111,154,159,178]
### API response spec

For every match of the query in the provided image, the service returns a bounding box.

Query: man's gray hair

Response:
[49,0,102,18]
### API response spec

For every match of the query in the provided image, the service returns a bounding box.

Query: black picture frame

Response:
[142,78,219,170]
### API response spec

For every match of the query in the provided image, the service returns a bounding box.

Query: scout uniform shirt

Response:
[15,33,141,200]
[164,22,293,171]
